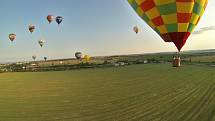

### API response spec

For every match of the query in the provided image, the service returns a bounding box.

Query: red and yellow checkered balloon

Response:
[128,0,208,51]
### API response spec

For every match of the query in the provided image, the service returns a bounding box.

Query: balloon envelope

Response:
[9,33,16,42]
[84,55,90,62]
[29,25,35,33]
[32,56,36,60]
[38,39,45,47]
[47,15,54,23]
[133,26,139,34]
[128,0,208,51]
[56,16,63,25]
[75,52,82,60]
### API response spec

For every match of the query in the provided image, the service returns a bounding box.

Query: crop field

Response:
[0,64,215,121]
[188,55,215,63]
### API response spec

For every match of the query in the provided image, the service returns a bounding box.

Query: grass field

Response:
[0,64,215,121]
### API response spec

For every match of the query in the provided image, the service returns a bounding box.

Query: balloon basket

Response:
[172,56,181,67]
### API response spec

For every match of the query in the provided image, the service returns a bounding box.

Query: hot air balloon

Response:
[29,25,35,34]
[133,26,139,34]
[9,33,16,42]
[44,57,47,61]
[84,55,90,63]
[128,0,208,52]
[32,56,36,61]
[47,15,55,24]
[56,16,63,25]
[75,52,83,60]
[38,39,45,47]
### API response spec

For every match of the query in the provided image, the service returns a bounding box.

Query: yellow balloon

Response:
[84,55,90,62]
[128,0,208,51]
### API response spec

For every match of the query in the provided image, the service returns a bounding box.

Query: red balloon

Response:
[47,15,54,24]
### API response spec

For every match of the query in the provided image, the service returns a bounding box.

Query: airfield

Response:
[0,63,215,121]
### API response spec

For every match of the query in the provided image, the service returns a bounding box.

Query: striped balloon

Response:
[128,0,208,51]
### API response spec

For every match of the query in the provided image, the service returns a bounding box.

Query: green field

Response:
[189,55,215,62]
[0,64,215,121]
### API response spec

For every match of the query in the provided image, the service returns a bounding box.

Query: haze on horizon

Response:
[0,0,214,62]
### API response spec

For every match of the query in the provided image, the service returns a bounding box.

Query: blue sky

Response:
[0,0,214,62]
